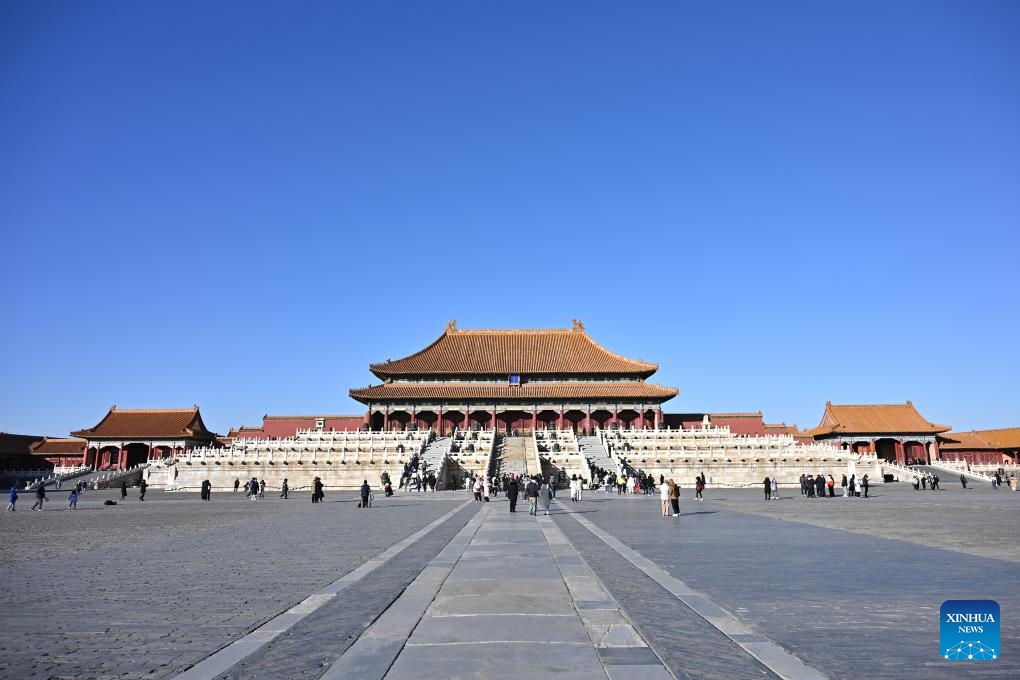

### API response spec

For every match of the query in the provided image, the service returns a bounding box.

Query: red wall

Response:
[240,415,366,440]
[661,413,767,435]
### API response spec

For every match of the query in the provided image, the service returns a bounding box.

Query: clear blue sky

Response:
[2,1,1018,437]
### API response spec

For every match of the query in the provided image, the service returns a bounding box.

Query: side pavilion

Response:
[349,320,677,435]
[71,406,219,470]
[806,401,950,465]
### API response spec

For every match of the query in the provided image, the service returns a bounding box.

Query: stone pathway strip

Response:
[556,499,828,680]
[172,499,473,680]
[324,504,671,680]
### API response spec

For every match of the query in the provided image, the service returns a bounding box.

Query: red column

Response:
[611,408,618,429]
[437,407,444,436]
[930,439,940,463]
[383,407,390,432]
[118,445,125,470]
[531,408,537,433]
[894,440,905,465]
[558,406,564,430]
[364,408,371,430]
[638,407,645,430]
[492,407,498,433]
[585,407,591,435]
[411,407,417,430]
[655,408,662,429]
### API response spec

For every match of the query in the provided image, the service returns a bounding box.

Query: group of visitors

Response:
[660,478,680,517]
[501,473,554,515]
[911,473,939,490]
[990,471,1017,490]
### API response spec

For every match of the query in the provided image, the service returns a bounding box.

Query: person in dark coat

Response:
[312,477,323,503]
[120,480,128,501]
[507,474,519,513]
[30,484,46,511]
[233,478,240,493]
[861,474,870,498]
[7,486,18,511]
[814,474,825,499]
[138,479,147,501]
[763,477,771,501]
[360,480,371,508]
[280,479,289,499]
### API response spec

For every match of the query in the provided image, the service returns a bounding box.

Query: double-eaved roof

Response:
[369,320,658,380]
[807,401,950,437]
[71,406,217,441]
[354,321,677,405]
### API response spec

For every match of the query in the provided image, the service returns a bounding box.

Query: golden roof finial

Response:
[572,319,585,332]
[445,319,457,333]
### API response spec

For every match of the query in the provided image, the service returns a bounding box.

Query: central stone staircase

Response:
[578,435,614,473]
[497,436,531,479]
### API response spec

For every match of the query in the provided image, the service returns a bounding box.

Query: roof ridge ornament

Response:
[572,318,584,332]
[445,319,457,333]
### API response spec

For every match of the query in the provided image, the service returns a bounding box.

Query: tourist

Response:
[827,475,835,497]
[31,484,46,511]
[539,479,552,515]
[1010,474,1017,492]
[233,478,240,493]
[259,479,266,499]
[660,478,670,516]
[483,476,491,502]
[921,475,927,490]
[815,474,825,498]
[695,476,704,502]
[6,485,17,511]
[668,479,679,518]
[932,475,940,490]
[138,479,147,501]
[120,480,128,501]
[360,479,371,508]
[799,474,807,497]
[771,477,778,500]
[472,476,482,502]
[617,474,626,495]
[960,473,967,489]
[526,476,539,516]
[848,475,856,498]
[911,474,920,491]
[763,477,771,501]
[311,476,321,503]
[861,474,870,498]
[250,477,258,500]
[281,479,289,499]
[507,474,519,513]
[68,488,78,510]
[570,474,581,502]
[841,474,848,497]
[548,473,556,499]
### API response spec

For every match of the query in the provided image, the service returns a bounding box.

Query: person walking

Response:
[526,476,539,516]
[959,473,967,489]
[507,474,519,513]
[360,479,371,508]
[539,479,552,515]
[848,475,856,498]
[120,480,128,501]
[259,479,266,499]
[472,476,483,502]
[771,477,778,500]
[68,488,78,510]
[861,474,870,498]
[667,479,680,518]
[233,478,240,493]
[281,479,289,499]
[841,474,848,497]
[311,477,322,503]
[31,484,46,511]
[250,477,259,501]
[483,476,491,502]
[763,477,771,501]
[138,479,147,501]
[660,478,670,516]
[548,474,557,499]
[570,474,581,502]
[6,485,17,511]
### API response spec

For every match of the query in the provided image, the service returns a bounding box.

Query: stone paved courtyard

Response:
[0,482,1016,679]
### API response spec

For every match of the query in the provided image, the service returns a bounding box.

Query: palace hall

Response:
[348,320,678,435]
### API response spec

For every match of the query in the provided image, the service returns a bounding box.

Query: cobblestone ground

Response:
[566,486,1019,680]
[0,489,464,679]
[1,485,1017,679]
[702,482,1020,563]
